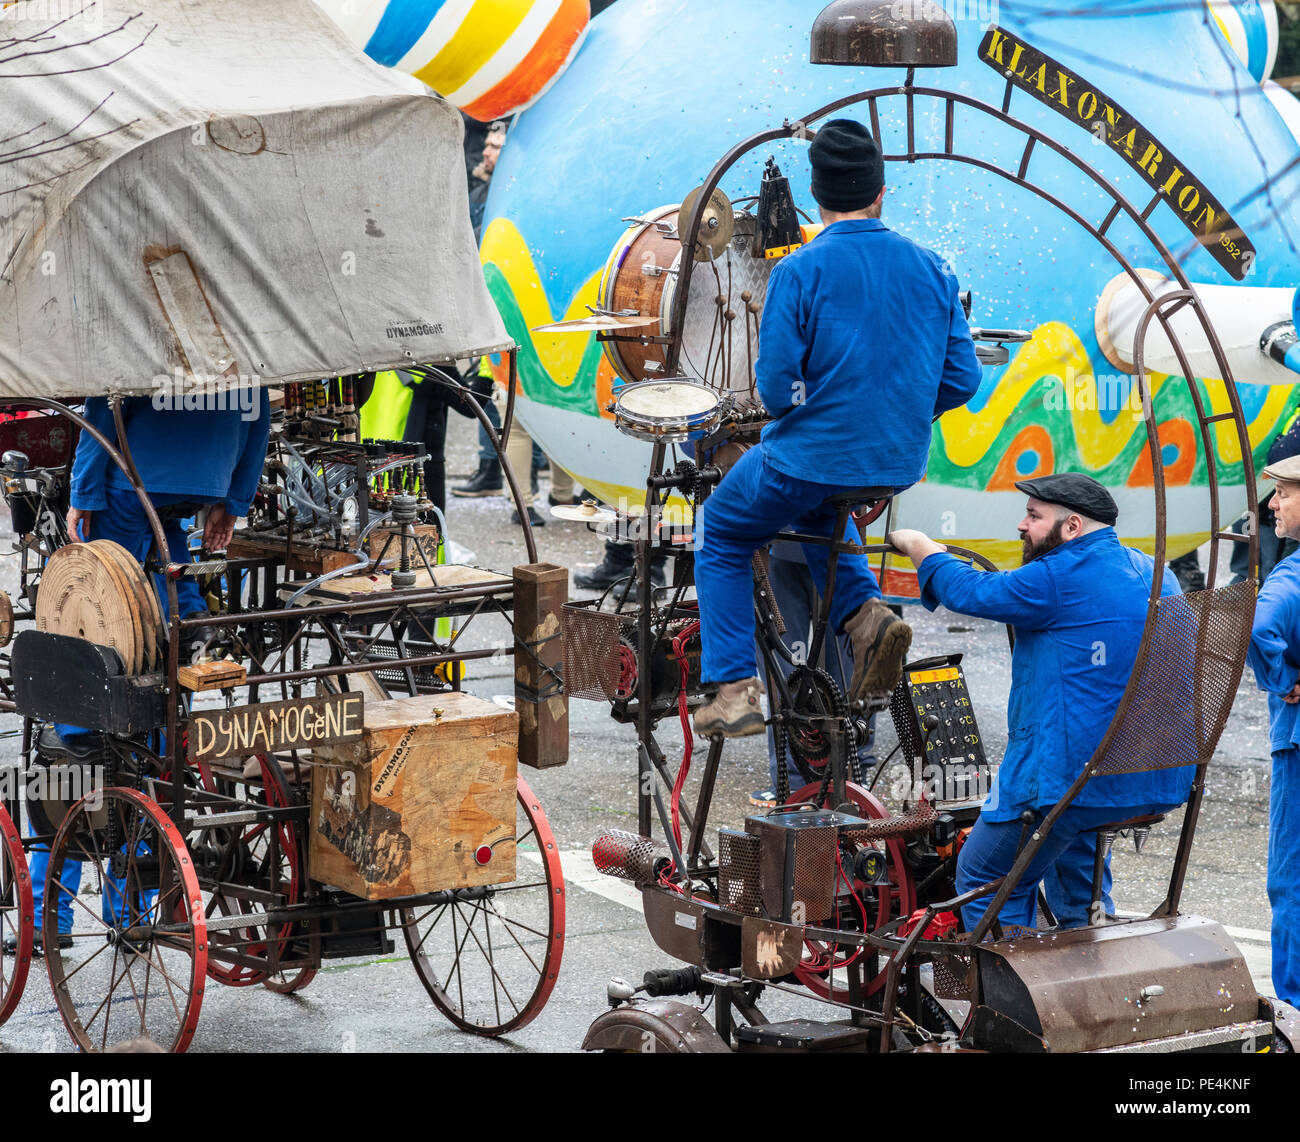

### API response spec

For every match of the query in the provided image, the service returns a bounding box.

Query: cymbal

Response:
[532,313,660,333]
[680,185,735,262]
[551,501,619,525]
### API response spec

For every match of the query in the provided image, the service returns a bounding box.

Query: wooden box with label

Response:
[308,692,517,900]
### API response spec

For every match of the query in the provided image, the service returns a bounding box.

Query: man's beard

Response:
[1021,518,1068,565]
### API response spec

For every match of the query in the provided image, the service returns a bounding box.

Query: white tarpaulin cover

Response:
[0,0,512,398]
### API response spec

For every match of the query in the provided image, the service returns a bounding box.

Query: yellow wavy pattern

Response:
[480,217,601,387]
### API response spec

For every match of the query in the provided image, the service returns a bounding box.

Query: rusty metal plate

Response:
[741,915,804,979]
[642,887,707,966]
[975,915,1256,1054]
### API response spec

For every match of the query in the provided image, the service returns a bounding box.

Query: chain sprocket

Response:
[783,665,858,786]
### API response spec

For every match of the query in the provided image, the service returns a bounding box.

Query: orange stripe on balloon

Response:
[595,355,618,422]
[460,0,587,121]
[987,425,1055,491]
[1127,418,1196,487]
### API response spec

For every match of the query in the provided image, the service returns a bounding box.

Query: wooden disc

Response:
[36,542,143,674]
[96,540,161,672]
[0,590,11,648]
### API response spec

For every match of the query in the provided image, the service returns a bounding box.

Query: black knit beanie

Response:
[809,119,885,212]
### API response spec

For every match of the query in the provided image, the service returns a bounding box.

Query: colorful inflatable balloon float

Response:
[312,0,590,121]
[479,0,1300,587]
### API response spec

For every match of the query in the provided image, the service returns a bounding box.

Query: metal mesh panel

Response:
[591,829,668,886]
[562,601,635,702]
[718,829,762,916]
[792,826,838,924]
[932,953,972,1000]
[1092,581,1255,776]
[842,801,938,843]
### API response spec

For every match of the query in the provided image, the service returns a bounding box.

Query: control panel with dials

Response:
[889,653,994,811]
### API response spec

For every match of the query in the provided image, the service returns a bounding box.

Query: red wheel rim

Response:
[194,755,304,988]
[43,786,208,1053]
[402,775,565,1035]
[0,804,33,1026]
[786,782,917,1000]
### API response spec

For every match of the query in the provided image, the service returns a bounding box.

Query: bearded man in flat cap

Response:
[1247,455,1300,1006]
[692,118,982,739]
[889,473,1192,932]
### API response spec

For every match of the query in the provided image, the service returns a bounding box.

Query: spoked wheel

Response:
[190,755,313,991]
[0,804,33,1026]
[401,776,564,1035]
[785,781,917,1001]
[44,786,207,1053]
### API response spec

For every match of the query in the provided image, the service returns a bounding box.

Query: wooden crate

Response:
[308,691,517,900]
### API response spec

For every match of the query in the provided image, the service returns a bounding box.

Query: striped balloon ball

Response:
[315,0,591,121]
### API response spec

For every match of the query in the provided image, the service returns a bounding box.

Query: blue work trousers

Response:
[758,552,876,792]
[956,802,1181,932]
[695,446,884,684]
[1270,747,1300,1006]
[28,844,152,936]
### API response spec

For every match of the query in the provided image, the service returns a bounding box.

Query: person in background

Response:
[11,391,269,954]
[1233,407,1300,585]
[1246,453,1300,1007]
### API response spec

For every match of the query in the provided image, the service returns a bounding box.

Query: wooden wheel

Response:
[0,804,33,1026]
[96,540,162,672]
[401,776,564,1035]
[36,540,146,673]
[785,781,917,1001]
[43,787,207,1052]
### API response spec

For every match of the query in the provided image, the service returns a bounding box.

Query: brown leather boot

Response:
[693,677,766,738]
[844,600,912,701]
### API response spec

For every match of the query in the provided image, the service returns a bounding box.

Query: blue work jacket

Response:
[1248,552,1300,755]
[755,219,981,487]
[71,393,271,517]
[918,528,1194,821]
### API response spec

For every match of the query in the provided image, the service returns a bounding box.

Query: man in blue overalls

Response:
[889,473,1192,930]
[8,388,270,954]
[692,119,982,738]
[1247,454,1300,1006]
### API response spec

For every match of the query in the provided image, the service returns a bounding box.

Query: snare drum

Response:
[613,380,721,444]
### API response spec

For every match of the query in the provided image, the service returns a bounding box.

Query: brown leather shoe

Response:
[693,677,766,738]
[844,600,912,701]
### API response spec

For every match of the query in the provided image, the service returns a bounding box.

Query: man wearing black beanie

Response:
[694,118,983,738]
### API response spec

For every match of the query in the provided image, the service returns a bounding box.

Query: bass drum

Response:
[598,206,772,395]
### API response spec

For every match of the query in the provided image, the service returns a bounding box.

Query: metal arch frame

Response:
[659,80,1261,943]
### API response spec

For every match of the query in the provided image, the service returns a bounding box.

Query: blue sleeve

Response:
[933,272,982,418]
[224,389,270,517]
[755,262,806,418]
[1250,572,1299,695]
[918,551,1058,630]
[69,397,119,512]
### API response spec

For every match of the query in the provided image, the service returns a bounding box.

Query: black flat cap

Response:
[1015,473,1118,526]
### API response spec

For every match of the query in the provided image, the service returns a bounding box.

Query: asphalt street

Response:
[0,413,1279,1054]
